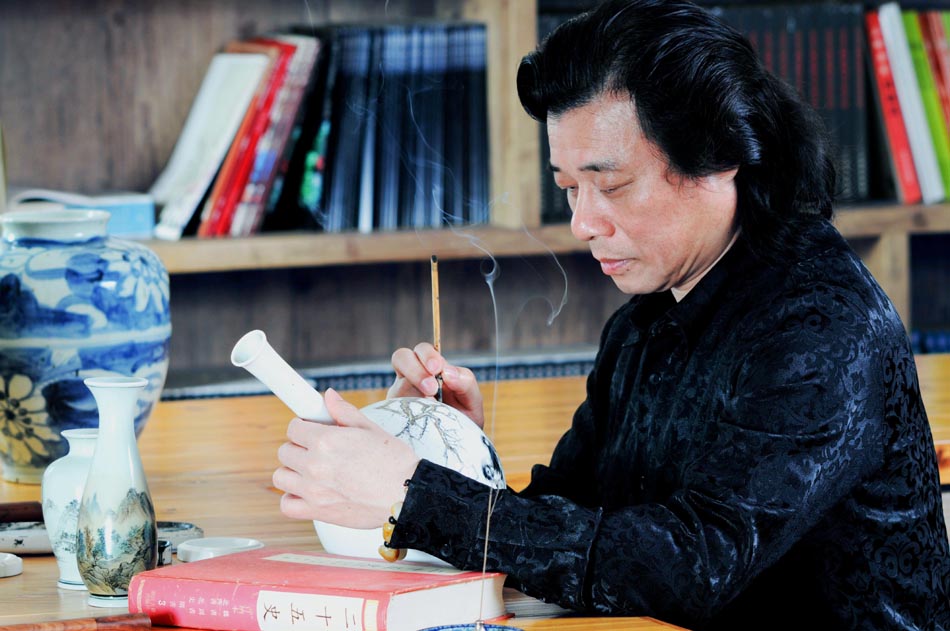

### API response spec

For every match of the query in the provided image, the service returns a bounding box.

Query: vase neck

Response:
[84,377,147,448]
[62,429,98,458]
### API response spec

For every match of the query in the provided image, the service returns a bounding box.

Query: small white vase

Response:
[41,428,97,590]
[76,377,157,608]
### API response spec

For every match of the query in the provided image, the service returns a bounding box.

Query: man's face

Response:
[547,93,739,295]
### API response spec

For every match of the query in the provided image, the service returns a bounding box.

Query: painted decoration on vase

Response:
[0,209,170,483]
[76,376,157,606]
[314,397,505,562]
[365,398,505,489]
[76,488,157,596]
[42,427,97,589]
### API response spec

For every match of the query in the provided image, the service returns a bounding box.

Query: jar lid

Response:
[0,208,109,242]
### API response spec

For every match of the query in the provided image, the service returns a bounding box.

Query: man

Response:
[273,1,950,628]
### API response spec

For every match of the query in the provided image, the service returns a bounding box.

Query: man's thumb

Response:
[324,388,373,429]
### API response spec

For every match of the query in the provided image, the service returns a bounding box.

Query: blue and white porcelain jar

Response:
[0,209,171,483]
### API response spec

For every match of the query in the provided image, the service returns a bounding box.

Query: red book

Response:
[865,10,924,205]
[919,12,950,135]
[198,40,294,237]
[196,45,277,238]
[127,548,508,631]
[229,36,321,237]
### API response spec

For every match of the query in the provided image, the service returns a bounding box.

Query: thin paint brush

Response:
[431,255,443,402]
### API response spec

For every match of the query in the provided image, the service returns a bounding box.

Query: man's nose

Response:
[570,190,613,241]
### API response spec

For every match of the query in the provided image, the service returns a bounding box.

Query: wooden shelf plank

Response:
[834,203,950,237]
[144,224,589,274]
[143,205,950,275]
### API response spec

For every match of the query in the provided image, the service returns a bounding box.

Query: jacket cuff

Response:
[389,458,488,568]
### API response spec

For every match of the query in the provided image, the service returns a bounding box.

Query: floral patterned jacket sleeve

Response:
[389,221,950,630]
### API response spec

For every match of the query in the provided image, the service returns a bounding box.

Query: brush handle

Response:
[230,330,332,423]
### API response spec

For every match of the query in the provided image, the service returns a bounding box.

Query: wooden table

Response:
[0,376,682,629]
[919,353,950,485]
[2,353,949,630]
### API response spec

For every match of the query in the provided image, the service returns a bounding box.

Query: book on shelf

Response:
[919,11,950,136]
[151,53,270,241]
[264,28,341,233]
[198,39,296,238]
[152,19,490,239]
[0,120,7,214]
[902,9,950,196]
[713,3,869,205]
[228,34,321,238]
[876,2,945,204]
[865,9,923,205]
[324,26,372,233]
[463,23,490,225]
[298,22,489,235]
[374,27,410,231]
[127,548,507,631]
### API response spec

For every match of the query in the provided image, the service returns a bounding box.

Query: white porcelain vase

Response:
[76,377,157,607]
[313,397,506,563]
[41,428,97,590]
[230,330,507,563]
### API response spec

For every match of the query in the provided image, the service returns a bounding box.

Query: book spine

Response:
[197,69,268,238]
[0,120,7,214]
[866,10,923,204]
[920,12,950,135]
[212,47,293,237]
[878,2,944,203]
[235,38,318,237]
[902,9,950,195]
[853,7,870,201]
[128,574,385,631]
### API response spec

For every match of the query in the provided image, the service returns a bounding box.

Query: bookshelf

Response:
[145,205,950,327]
[1,0,948,374]
[146,204,950,275]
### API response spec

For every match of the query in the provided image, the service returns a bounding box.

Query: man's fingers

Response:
[279,492,318,520]
[324,388,375,428]
[273,465,304,496]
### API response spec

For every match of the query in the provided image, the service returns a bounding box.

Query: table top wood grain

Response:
[2,353,948,629]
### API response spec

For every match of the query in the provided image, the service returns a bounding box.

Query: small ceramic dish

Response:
[0,522,50,554]
[0,520,204,555]
[156,521,204,552]
[176,537,264,562]
[0,552,23,578]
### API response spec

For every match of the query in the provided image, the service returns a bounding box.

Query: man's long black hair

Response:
[518,0,837,263]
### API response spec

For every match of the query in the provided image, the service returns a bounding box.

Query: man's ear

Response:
[703,167,739,193]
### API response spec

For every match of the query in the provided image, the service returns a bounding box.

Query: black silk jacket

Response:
[390,220,950,630]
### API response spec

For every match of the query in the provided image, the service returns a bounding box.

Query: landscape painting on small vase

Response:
[76,488,156,596]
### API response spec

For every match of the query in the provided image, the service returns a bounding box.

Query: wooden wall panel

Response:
[0,0,440,193]
[167,252,625,376]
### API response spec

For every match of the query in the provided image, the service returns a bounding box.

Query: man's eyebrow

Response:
[548,161,620,173]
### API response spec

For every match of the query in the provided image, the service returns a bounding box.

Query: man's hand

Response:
[272,389,420,528]
[388,342,485,428]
